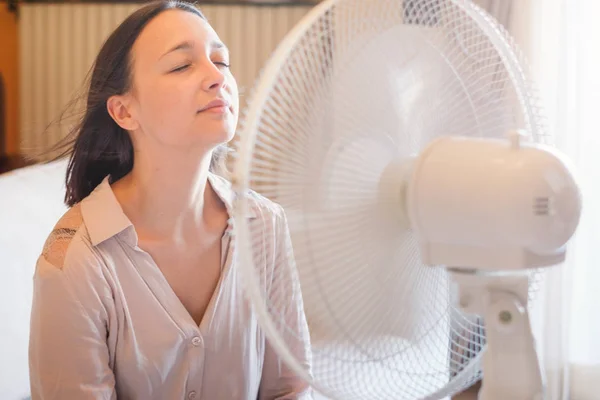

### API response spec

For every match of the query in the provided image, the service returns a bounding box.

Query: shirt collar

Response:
[80,172,257,248]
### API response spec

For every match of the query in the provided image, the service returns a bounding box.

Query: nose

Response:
[201,61,225,92]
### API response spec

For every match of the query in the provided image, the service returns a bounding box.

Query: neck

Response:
[113,147,225,244]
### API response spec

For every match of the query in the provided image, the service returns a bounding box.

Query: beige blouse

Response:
[28,173,314,400]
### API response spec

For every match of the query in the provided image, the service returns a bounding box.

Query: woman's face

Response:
[117,9,238,153]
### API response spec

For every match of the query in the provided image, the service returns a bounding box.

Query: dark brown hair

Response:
[46,0,229,207]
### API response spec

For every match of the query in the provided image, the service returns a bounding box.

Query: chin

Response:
[188,116,237,145]
[201,129,236,148]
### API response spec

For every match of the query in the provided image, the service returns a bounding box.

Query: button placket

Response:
[186,332,204,400]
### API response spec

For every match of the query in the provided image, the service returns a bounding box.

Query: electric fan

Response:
[230,1,582,399]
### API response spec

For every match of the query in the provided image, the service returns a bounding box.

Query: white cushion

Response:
[0,160,69,400]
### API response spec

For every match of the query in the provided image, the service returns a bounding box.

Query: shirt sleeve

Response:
[258,205,314,400]
[29,245,117,400]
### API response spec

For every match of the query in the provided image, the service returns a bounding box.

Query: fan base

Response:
[451,268,545,400]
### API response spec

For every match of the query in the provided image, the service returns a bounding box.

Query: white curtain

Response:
[506,1,600,399]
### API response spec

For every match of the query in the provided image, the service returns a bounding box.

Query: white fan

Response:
[230,1,582,399]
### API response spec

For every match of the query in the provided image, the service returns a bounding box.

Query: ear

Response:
[107,94,139,131]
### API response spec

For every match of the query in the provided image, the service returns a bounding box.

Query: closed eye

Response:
[170,64,190,73]
[214,61,230,69]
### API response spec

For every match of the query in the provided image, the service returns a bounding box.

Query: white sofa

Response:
[0,159,69,400]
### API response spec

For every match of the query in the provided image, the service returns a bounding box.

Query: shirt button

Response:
[188,391,197,399]
[191,336,202,347]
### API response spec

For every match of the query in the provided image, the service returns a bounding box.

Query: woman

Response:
[28,1,313,399]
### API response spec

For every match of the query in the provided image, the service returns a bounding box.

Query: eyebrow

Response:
[160,40,229,60]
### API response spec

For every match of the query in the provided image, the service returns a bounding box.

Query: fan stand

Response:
[451,268,545,400]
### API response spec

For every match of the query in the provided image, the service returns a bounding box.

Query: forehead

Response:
[132,9,221,59]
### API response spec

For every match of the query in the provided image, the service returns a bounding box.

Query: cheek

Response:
[227,76,240,110]
[140,84,190,124]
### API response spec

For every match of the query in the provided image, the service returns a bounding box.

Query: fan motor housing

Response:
[406,133,581,270]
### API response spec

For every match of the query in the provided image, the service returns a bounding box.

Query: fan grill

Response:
[234,1,547,399]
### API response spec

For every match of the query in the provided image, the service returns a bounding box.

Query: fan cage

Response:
[232,0,549,399]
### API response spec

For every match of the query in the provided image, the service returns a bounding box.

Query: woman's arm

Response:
[258,206,313,400]
[29,242,116,400]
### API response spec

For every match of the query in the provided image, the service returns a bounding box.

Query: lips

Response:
[198,99,230,113]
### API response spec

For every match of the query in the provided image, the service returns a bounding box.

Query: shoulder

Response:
[245,189,286,222]
[243,190,295,255]
[209,172,286,224]
[39,203,97,271]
